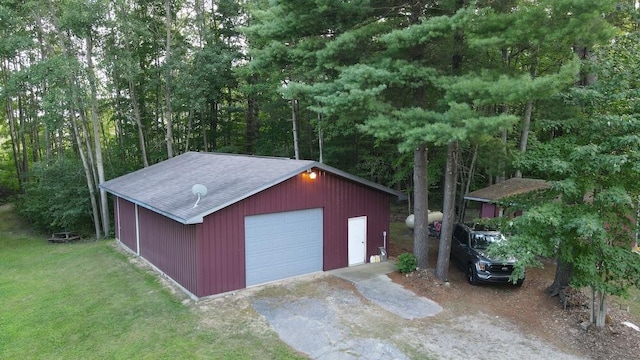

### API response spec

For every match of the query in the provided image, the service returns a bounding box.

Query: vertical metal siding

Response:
[138,207,198,295]
[198,170,391,296]
[116,197,138,253]
[481,203,496,218]
[114,198,120,240]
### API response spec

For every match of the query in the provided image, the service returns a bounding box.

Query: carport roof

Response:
[101,152,404,224]
[464,178,551,203]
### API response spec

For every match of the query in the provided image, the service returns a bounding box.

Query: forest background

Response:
[1,0,639,328]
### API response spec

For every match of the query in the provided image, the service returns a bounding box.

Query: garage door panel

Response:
[245,208,323,287]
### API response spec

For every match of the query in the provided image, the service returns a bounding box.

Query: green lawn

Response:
[0,206,303,359]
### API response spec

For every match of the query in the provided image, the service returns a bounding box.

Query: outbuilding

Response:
[101,152,403,299]
[464,177,551,218]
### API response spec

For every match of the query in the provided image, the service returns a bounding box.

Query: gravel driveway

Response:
[250,262,586,360]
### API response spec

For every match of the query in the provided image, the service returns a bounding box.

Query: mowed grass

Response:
[0,205,303,360]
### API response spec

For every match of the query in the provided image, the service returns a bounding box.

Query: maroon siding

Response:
[138,207,198,294]
[480,203,499,218]
[116,198,137,253]
[197,170,391,297]
[113,198,118,239]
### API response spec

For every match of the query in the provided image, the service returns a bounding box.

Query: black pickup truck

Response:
[451,223,524,286]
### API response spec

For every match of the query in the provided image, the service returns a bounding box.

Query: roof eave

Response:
[463,196,492,203]
[313,162,406,200]
[99,185,190,225]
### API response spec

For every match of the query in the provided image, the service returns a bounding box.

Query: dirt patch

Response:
[388,232,640,360]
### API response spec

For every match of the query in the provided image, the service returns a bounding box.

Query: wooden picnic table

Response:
[47,232,81,243]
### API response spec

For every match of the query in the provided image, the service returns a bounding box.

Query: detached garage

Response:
[101,152,403,299]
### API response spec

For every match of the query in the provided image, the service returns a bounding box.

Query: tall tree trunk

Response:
[195,0,206,47]
[436,141,458,281]
[413,144,429,268]
[592,289,607,328]
[291,99,300,160]
[201,110,208,152]
[574,46,597,86]
[546,44,597,296]
[45,129,51,161]
[48,4,103,238]
[497,45,511,183]
[514,100,533,178]
[86,35,109,238]
[57,128,64,159]
[164,0,174,158]
[122,35,150,167]
[28,85,40,163]
[515,59,537,178]
[129,80,149,167]
[318,111,324,163]
[210,101,217,150]
[457,144,478,222]
[70,108,101,240]
[246,76,259,154]
[78,107,98,192]
[546,255,573,296]
[4,78,23,192]
[18,95,28,180]
[114,88,125,160]
[436,0,464,279]
[185,108,193,152]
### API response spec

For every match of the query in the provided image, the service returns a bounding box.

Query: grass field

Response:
[0,205,303,360]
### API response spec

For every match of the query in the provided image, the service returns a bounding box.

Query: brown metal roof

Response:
[464,178,551,203]
[101,152,404,224]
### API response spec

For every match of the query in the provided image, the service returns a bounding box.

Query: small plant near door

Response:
[396,253,417,274]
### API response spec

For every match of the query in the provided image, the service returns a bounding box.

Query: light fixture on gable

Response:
[306,169,317,180]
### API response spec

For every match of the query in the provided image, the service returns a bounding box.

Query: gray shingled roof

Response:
[464,178,551,203]
[101,152,404,224]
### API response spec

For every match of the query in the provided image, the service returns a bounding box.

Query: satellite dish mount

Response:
[191,184,208,208]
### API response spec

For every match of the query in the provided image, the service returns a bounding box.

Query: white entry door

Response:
[348,216,367,266]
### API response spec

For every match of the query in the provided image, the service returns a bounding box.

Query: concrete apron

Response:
[330,262,442,320]
[252,261,443,360]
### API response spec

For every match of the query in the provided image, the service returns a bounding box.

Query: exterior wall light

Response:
[306,169,317,180]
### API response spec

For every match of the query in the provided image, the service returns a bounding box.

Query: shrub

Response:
[396,253,417,274]
[17,158,94,235]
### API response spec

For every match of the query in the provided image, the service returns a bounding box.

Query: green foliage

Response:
[17,158,94,235]
[0,149,19,197]
[495,28,640,305]
[396,253,417,274]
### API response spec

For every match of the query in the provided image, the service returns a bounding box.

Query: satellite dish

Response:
[192,184,208,197]
[191,184,208,208]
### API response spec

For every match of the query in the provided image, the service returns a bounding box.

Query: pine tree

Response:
[497,27,640,328]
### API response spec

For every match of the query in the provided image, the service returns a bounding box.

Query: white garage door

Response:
[245,208,323,287]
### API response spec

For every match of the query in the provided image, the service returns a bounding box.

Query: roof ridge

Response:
[197,151,315,162]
